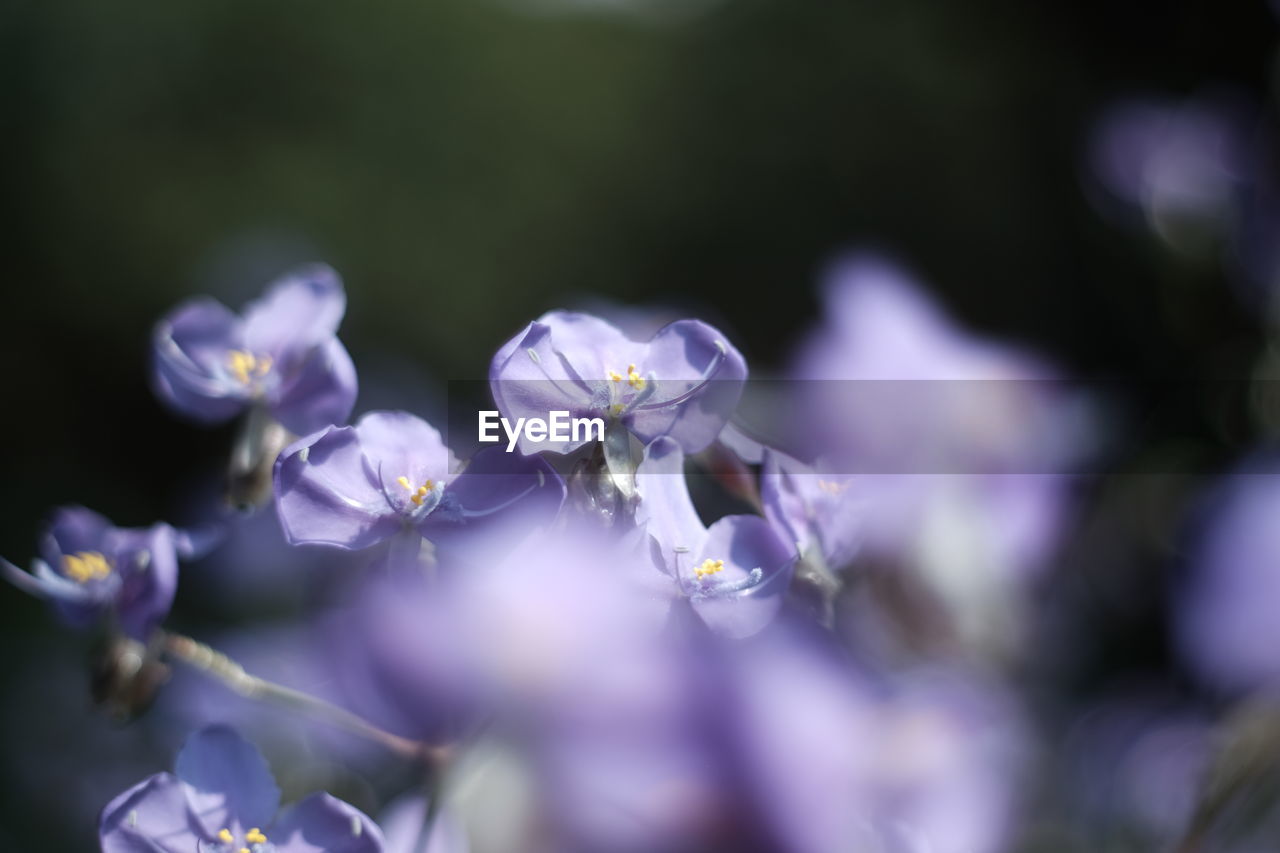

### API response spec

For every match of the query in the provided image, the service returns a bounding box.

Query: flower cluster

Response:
[25,253,1274,852]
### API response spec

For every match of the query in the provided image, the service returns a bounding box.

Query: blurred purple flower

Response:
[1176,455,1280,693]
[1,506,178,640]
[635,436,795,638]
[99,725,384,853]
[729,638,1025,853]
[788,255,1071,580]
[274,410,564,553]
[1089,94,1251,249]
[489,310,746,455]
[152,264,358,435]
[761,447,863,572]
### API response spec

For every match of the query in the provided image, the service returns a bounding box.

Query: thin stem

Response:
[162,631,449,766]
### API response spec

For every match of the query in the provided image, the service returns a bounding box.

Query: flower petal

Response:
[243,264,346,358]
[270,335,359,435]
[270,792,384,853]
[151,297,248,424]
[274,427,401,550]
[489,321,597,455]
[627,319,747,454]
[690,515,795,639]
[634,437,707,576]
[99,772,206,853]
[114,523,180,640]
[173,725,280,835]
[354,410,455,490]
[534,310,640,381]
[421,447,565,563]
[40,504,115,564]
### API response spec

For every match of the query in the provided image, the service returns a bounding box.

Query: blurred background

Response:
[2,0,1279,849]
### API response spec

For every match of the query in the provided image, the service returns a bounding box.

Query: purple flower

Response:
[1089,94,1251,247]
[1,506,178,639]
[274,410,565,553]
[1176,454,1280,693]
[761,447,863,572]
[730,646,1025,853]
[634,436,795,638]
[99,725,384,853]
[788,255,1070,579]
[489,310,747,456]
[152,264,358,435]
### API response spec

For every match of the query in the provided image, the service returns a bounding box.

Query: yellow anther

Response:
[240,848,250,853]
[626,364,646,390]
[607,369,624,383]
[245,828,267,844]
[694,558,725,579]
[817,479,851,496]
[62,551,112,584]
[400,476,435,507]
[227,350,271,384]
[217,828,235,843]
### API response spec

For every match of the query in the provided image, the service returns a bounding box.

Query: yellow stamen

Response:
[217,828,234,844]
[239,848,250,853]
[607,369,624,383]
[227,350,272,384]
[399,476,435,507]
[245,828,267,844]
[62,551,112,584]
[694,558,724,579]
[626,363,645,390]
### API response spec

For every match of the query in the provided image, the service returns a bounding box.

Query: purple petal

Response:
[762,450,862,571]
[173,725,280,835]
[99,772,206,853]
[243,264,346,359]
[421,447,565,561]
[270,335,359,435]
[626,319,747,453]
[113,523,179,640]
[634,437,707,576]
[274,427,401,550]
[270,792,385,853]
[489,321,597,455]
[151,298,249,424]
[354,410,455,498]
[690,515,795,639]
[534,310,641,380]
[0,556,97,606]
[40,505,115,564]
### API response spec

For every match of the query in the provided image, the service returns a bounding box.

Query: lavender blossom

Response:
[152,264,358,435]
[1,506,178,640]
[99,725,384,853]
[489,310,747,456]
[761,447,863,572]
[1089,94,1251,250]
[274,410,564,554]
[1176,455,1280,693]
[634,436,795,638]
[790,255,1069,578]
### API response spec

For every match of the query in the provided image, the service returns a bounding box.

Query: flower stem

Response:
[161,631,448,766]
